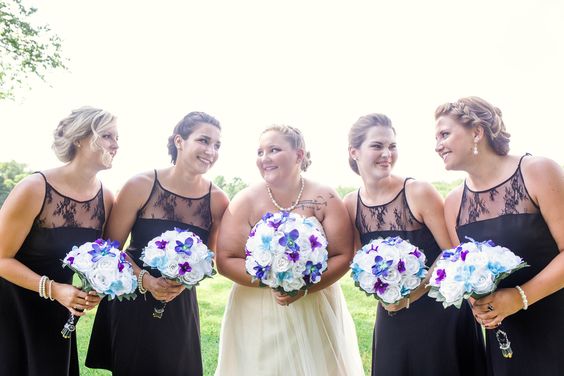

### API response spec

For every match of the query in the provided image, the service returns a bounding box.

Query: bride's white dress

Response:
[215,218,365,376]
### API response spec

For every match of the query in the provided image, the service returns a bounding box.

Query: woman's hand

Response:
[472,288,523,330]
[382,297,409,313]
[144,274,185,302]
[52,282,101,316]
[272,290,307,306]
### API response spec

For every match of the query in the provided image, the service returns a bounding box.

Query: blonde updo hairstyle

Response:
[52,106,116,162]
[348,113,395,175]
[435,96,511,156]
[262,125,311,172]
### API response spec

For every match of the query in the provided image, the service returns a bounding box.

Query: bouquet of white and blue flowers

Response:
[427,238,527,309]
[350,236,427,305]
[61,238,137,337]
[427,237,528,358]
[245,212,328,295]
[141,228,215,317]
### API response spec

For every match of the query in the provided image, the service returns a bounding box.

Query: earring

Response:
[473,141,478,155]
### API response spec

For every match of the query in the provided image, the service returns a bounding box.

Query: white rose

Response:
[354,252,377,272]
[253,250,273,267]
[245,257,258,275]
[161,259,180,279]
[281,277,305,293]
[469,268,495,295]
[71,251,93,273]
[377,284,402,304]
[87,257,117,293]
[271,254,291,273]
[401,275,421,290]
[358,272,377,294]
[180,268,205,286]
[496,249,523,271]
[376,245,400,266]
[465,251,489,268]
[381,268,402,285]
[403,254,422,275]
[439,280,465,305]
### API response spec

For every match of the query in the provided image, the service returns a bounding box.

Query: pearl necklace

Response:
[267,177,305,212]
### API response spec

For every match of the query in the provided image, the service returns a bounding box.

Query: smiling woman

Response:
[85,111,229,376]
[0,107,117,376]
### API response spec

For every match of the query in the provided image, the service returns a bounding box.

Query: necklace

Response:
[267,177,305,212]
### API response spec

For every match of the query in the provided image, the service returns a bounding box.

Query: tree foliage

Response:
[0,0,66,100]
[213,175,248,200]
[0,160,30,206]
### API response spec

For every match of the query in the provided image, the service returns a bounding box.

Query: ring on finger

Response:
[487,303,494,311]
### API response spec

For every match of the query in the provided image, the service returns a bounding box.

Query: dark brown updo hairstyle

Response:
[167,111,221,164]
[348,113,395,175]
[261,125,311,171]
[434,96,511,156]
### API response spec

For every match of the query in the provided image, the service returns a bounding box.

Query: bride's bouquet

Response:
[245,211,328,295]
[61,238,137,338]
[140,228,215,318]
[350,236,427,305]
[427,237,527,358]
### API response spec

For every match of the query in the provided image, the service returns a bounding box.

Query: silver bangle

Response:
[515,285,528,310]
[138,270,148,294]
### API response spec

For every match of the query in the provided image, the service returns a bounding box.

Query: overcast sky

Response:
[1,0,562,192]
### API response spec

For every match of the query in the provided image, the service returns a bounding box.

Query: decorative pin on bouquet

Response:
[245,212,328,296]
[61,239,138,338]
[140,228,216,318]
[427,237,528,358]
[350,236,427,311]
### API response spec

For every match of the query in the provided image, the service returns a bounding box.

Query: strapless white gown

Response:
[215,217,364,376]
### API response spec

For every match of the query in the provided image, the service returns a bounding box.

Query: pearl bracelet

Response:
[138,270,148,294]
[38,275,48,299]
[303,289,308,297]
[48,279,55,301]
[406,297,410,309]
[515,285,528,310]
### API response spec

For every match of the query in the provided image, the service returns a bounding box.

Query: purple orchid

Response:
[175,238,194,255]
[178,262,192,275]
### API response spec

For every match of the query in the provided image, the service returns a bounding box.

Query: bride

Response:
[215,125,364,376]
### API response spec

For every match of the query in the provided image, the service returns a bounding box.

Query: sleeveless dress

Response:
[356,179,486,376]
[215,216,365,376]
[0,172,105,376]
[455,155,564,376]
[86,171,212,376]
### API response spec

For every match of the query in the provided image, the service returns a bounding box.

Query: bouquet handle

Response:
[61,310,82,339]
[152,300,167,319]
[495,327,513,358]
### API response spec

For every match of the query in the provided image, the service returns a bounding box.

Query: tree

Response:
[213,176,248,200]
[0,0,66,100]
[336,185,356,198]
[0,160,30,206]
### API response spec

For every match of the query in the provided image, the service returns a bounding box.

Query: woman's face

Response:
[176,123,221,174]
[435,115,475,171]
[351,126,397,180]
[256,130,302,185]
[77,120,119,170]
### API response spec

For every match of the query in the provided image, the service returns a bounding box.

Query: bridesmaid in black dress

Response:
[435,96,564,376]
[0,107,118,376]
[343,113,486,376]
[86,111,229,376]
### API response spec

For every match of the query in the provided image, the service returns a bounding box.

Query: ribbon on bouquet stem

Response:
[152,300,167,319]
[495,325,513,358]
[61,310,83,339]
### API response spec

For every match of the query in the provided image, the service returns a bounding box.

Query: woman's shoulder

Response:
[520,154,562,177]
[404,178,441,200]
[0,173,46,216]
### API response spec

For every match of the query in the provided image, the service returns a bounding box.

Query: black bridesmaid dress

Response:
[0,172,105,376]
[86,171,212,376]
[455,155,564,376]
[355,179,486,376]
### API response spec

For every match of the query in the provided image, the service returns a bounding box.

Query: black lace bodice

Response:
[457,155,538,227]
[356,179,423,235]
[17,172,105,283]
[137,171,212,231]
[128,171,213,269]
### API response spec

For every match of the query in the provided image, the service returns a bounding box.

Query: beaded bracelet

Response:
[48,279,55,301]
[138,270,148,294]
[406,297,411,309]
[515,285,528,310]
[303,289,308,297]
[38,275,48,299]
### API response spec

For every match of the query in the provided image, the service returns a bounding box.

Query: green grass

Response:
[77,276,377,376]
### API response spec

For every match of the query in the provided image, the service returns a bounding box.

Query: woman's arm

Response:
[207,186,230,252]
[476,157,564,328]
[215,188,258,286]
[0,175,96,316]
